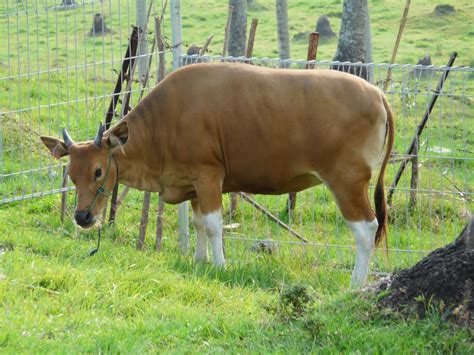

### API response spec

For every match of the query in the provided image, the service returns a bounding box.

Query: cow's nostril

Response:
[75,210,94,227]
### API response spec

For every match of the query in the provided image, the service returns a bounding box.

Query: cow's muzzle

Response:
[75,210,95,228]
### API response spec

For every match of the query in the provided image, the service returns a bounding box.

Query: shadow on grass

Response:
[168,252,349,294]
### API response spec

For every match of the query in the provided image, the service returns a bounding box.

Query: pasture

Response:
[0,0,473,352]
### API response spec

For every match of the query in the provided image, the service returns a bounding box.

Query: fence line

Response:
[0,2,472,271]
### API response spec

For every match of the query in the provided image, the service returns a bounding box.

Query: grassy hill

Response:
[179,0,474,66]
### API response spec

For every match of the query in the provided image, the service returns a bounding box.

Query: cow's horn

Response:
[62,128,74,148]
[94,122,105,147]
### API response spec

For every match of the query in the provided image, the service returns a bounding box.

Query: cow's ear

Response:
[40,136,69,159]
[107,120,129,149]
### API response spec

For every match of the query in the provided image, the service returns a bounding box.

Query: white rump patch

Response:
[347,219,378,288]
[202,209,225,266]
[365,110,388,171]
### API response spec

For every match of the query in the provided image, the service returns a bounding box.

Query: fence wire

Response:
[0,2,472,273]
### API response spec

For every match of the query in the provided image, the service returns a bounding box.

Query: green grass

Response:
[1,0,473,352]
[1,197,473,352]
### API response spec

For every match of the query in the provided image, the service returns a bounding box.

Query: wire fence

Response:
[0,2,473,273]
[0,0,171,203]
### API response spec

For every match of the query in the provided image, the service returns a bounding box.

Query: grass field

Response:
[1,0,473,352]
[1,196,473,352]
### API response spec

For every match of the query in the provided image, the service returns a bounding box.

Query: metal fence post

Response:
[136,0,149,87]
[170,0,182,70]
[170,0,190,255]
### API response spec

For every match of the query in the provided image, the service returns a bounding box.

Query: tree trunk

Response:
[333,0,372,81]
[228,0,247,57]
[276,0,290,65]
[376,218,474,326]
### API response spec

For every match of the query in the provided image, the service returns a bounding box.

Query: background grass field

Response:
[0,0,473,352]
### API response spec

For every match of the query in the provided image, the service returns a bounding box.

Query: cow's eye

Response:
[95,168,102,179]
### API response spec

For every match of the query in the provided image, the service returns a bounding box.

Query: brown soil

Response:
[375,217,473,327]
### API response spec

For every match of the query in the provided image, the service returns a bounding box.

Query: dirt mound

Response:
[316,15,336,38]
[433,4,456,16]
[375,217,474,327]
[88,13,111,37]
[412,54,432,78]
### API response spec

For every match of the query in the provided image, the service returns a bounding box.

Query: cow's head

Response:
[40,121,129,228]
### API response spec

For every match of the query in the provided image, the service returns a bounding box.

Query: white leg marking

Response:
[192,206,208,263]
[347,219,378,288]
[202,209,225,266]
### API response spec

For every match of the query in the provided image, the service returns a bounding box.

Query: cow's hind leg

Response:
[194,172,225,266]
[327,177,378,288]
[191,199,208,263]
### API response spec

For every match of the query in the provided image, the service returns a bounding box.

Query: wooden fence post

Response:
[246,18,258,58]
[154,15,168,251]
[200,34,214,56]
[286,32,320,214]
[137,192,151,250]
[108,27,139,225]
[305,32,320,69]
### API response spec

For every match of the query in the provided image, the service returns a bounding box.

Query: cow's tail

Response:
[374,92,395,250]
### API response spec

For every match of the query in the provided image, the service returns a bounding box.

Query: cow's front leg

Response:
[203,208,224,266]
[194,173,225,266]
[191,198,208,263]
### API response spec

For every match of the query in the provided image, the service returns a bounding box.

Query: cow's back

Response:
[145,63,387,194]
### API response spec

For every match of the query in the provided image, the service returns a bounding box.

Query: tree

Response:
[333,0,372,81]
[228,0,247,57]
[276,0,290,65]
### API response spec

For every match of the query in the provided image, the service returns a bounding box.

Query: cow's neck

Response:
[114,112,163,193]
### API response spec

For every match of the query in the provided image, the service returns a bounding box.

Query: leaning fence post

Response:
[200,34,215,56]
[156,198,165,251]
[107,27,139,224]
[383,0,411,92]
[387,52,457,205]
[156,17,167,82]
[246,18,259,58]
[137,192,151,250]
[239,193,309,243]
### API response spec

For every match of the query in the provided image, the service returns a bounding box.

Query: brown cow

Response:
[41,62,394,288]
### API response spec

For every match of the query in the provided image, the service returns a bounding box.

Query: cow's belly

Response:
[223,172,324,195]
